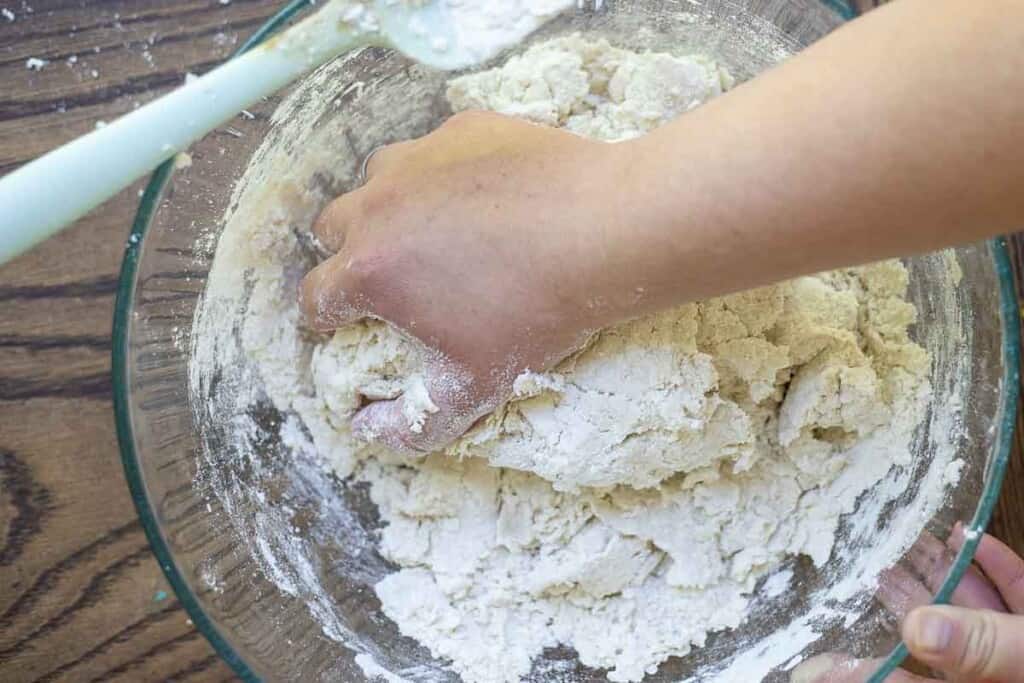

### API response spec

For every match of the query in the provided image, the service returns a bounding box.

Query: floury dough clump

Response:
[315,37,930,680]
[204,37,932,683]
[446,35,733,141]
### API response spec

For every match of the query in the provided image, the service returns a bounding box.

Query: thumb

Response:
[299,253,371,332]
[902,605,1024,682]
[351,381,443,454]
[351,360,483,454]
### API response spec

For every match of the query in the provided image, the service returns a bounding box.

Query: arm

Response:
[599,0,1024,316]
[300,0,1024,454]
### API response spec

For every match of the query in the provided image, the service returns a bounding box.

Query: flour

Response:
[356,653,413,683]
[441,0,578,65]
[320,0,577,68]
[196,36,938,683]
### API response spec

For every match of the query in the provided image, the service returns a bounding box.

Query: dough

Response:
[201,36,932,683]
[300,37,931,681]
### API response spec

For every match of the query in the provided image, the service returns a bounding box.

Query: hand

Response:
[299,111,629,453]
[792,525,1024,682]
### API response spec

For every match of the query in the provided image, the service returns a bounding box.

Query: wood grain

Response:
[0,2,1022,683]
[0,1,284,681]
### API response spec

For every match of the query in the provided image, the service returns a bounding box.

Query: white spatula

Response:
[0,0,573,264]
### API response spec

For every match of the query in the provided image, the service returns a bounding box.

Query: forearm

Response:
[597,0,1024,317]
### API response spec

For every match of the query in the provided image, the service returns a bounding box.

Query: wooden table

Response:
[0,2,1021,682]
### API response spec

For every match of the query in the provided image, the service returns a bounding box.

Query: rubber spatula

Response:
[0,0,572,264]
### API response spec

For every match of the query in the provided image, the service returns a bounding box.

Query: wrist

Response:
[551,139,646,328]
[568,135,693,326]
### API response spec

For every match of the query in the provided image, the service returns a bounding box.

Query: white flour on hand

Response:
[200,36,933,683]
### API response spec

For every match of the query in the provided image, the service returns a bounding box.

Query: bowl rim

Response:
[112,3,315,680]
[111,1,1019,681]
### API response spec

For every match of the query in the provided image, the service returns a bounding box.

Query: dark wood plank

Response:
[0,2,286,681]
[0,399,236,682]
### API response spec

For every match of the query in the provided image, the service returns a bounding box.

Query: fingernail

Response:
[908,608,954,653]
[790,654,837,683]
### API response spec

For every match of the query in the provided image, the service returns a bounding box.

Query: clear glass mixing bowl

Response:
[113,1,1020,680]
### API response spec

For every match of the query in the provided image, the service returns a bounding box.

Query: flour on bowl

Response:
[193,36,945,683]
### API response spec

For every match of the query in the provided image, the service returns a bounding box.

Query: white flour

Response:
[194,36,943,683]
[442,0,578,65]
[317,0,577,68]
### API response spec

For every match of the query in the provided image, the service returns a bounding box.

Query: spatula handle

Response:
[0,8,369,264]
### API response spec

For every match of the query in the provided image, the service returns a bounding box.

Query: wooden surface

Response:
[0,2,1022,683]
[0,2,283,681]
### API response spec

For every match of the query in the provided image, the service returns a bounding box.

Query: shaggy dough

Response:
[201,36,932,683]
[446,35,732,141]
[292,37,932,681]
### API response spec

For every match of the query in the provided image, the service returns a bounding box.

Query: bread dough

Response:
[201,36,932,683]
[297,37,931,681]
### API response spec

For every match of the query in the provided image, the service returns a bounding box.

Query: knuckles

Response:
[356,182,402,220]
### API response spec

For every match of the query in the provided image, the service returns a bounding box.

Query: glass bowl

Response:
[113,1,1020,681]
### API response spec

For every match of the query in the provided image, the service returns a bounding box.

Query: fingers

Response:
[790,653,934,683]
[304,142,410,327]
[351,357,482,455]
[874,531,1024,682]
[902,605,1024,681]
[907,532,1006,611]
[876,565,934,623]
[363,139,414,180]
[351,396,435,454]
[298,252,370,331]
[949,524,1024,612]
[312,191,363,253]
[311,139,416,253]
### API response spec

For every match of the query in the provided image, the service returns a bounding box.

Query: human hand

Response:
[792,525,1024,682]
[299,111,630,453]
